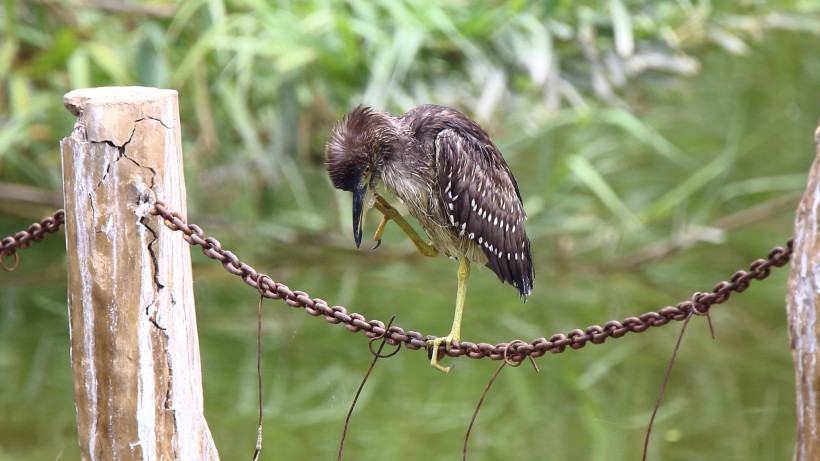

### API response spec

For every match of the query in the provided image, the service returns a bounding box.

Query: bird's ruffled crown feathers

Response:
[326,106,400,192]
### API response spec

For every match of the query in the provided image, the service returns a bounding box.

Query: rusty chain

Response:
[0,209,65,271]
[146,201,794,363]
[1,204,794,362]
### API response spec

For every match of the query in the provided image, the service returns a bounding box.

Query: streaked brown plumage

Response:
[326,104,533,297]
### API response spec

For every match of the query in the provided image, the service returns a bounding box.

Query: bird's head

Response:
[326,106,400,248]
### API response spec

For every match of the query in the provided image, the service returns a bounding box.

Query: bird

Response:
[325,104,533,372]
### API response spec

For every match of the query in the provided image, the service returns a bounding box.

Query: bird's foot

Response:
[428,333,458,373]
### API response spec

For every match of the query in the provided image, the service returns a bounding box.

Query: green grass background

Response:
[1,1,819,459]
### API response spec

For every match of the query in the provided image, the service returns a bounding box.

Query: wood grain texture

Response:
[786,120,820,461]
[61,87,218,460]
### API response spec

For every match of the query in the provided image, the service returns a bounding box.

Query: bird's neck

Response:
[378,137,435,215]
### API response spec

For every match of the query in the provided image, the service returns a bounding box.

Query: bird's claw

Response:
[372,214,390,250]
[428,334,457,373]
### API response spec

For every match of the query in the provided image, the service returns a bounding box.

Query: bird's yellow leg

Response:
[429,257,471,373]
[372,194,439,257]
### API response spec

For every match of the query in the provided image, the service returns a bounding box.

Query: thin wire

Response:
[338,316,398,461]
[642,313,693,461]
[1,251,19,271]
[252,279,265,461]
[464,361,507,461]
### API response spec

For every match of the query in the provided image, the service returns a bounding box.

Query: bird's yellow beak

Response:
[351,178,371,248]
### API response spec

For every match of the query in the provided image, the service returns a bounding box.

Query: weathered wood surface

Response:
[60,87,218,460]
[787,120,820,461]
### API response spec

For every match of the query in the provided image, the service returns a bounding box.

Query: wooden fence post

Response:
[60,87,218,460]
[787,120,820,461]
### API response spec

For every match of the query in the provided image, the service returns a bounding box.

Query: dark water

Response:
[0,31,813,460]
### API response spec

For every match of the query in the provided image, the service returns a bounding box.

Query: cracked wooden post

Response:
[60,87,218,460]
[787,120,820,461]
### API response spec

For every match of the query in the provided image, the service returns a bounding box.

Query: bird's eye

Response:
[364,165,372,176]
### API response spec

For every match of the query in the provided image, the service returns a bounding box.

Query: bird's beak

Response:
[352,180,370,248]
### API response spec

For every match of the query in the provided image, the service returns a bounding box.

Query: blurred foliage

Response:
[2,0,820,460]
[3,0,818,240]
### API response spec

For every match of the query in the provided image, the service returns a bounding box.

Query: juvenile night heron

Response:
[326,104,533,372]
